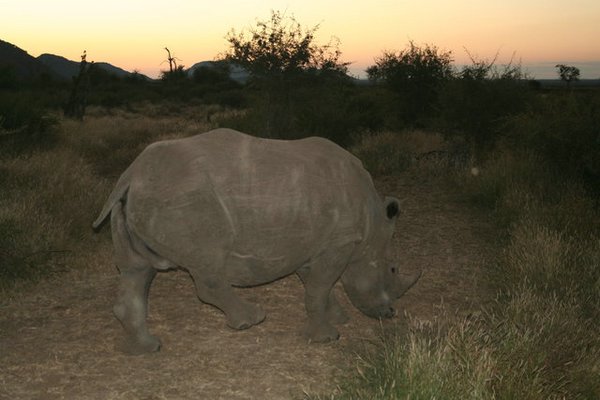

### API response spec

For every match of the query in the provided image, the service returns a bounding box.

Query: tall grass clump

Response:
[457,146,599,396]
[311,317,497,400]
[349,130,452,177]
[349,132,415,176]
[0,148,109,290]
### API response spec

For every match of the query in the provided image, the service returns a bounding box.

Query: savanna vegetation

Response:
[1,10,599,399]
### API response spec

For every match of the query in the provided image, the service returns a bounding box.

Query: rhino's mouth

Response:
[354,290,397,319]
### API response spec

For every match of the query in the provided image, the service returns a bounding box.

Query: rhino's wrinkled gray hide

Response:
[93,128,420,354]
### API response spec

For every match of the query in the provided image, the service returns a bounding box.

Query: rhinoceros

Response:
[93,128,420,354]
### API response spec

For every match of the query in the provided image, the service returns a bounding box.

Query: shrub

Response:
[503,91,600,196]
[437,56,532,150]
[367,41,454,127]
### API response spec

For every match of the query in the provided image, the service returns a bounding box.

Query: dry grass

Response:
[1,124,492,398]
[320,314,498,400]
[12,116,592,399]
[350,130,472,178]
[0,148,108,288]
[0,105,225,290]
[308,143,600,399]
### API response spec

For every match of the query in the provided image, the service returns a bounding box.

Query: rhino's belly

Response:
[225,249,308,287]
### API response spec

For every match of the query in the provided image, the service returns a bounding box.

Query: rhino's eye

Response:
[391,267,396,273]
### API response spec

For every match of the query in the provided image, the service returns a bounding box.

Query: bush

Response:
[367,42,454,127]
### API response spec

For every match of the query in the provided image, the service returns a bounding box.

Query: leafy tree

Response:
[367,41,454,126]
[223,10,350,137]
[224,10,348,80]
[555,64,580,88]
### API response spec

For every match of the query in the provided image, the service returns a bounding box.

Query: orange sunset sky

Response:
[2,0,600,79]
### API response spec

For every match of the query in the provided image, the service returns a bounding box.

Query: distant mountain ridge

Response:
[0,39,54,79]
[37,53,139,80]
[186,61,249,84]
[0,39,148,81]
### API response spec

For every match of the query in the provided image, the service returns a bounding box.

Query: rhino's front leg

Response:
[299,245,354,342]
[325,292,350,325]
[297,268,349,325]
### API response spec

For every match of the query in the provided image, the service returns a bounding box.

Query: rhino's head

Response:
[341,196,421,319]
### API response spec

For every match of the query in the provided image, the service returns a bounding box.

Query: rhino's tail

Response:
[92,165,134,232]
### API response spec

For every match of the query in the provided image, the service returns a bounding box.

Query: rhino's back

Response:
[125,129,376,276]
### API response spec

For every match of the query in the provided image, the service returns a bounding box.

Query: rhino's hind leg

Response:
[187,262,266,330]
[111,202,161,355]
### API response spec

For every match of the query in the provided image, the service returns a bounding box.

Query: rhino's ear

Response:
[384,196,400,220]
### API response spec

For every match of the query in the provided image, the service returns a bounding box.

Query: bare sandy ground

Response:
[0,173,494,399]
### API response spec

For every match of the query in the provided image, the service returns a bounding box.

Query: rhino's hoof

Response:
[122,335,162,355]
[304,323,340,343]
[227,305,266,330]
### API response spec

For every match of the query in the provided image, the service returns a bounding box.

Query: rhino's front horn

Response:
[394,270,422,298]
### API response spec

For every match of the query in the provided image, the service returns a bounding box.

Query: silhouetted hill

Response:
[187,61,249,84]
[94,62,140,79]
[38,54,149,80]
[36,54,80,80]
[0,39,55,80]
[0,39,150,83]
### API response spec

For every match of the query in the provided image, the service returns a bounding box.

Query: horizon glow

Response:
[2,0,600,79]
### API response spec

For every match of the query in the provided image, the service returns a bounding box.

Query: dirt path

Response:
[0,173,495,400]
